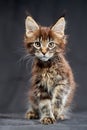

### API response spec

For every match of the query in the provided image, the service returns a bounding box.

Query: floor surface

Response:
[0,111,87,130]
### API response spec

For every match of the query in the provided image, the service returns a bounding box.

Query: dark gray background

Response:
[0,0,87,115]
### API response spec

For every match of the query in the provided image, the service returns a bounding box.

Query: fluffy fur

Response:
[24,16,76,124]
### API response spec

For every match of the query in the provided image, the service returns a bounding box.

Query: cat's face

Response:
[24,16,66,61]
[32,37,56,61]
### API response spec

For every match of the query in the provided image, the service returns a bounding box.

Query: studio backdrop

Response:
[0,0,87,114]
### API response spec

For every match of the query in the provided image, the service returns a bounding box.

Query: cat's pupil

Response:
[35,42,41,47]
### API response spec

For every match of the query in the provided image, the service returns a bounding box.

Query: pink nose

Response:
[42,52,46,55]
[41,47,47,55]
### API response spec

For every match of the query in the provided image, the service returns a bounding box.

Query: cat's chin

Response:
[39,57,50,61]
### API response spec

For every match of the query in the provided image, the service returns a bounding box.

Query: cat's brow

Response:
[39,37,50,42]
[40,37,42,41]
[36,38,40,42]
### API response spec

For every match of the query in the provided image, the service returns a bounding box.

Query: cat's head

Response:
[24,16,67,61]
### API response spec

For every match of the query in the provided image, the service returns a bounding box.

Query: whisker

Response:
[26,56,34,69]
[18,53,32,63]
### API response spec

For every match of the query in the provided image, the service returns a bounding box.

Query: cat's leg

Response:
[25,90,39,120]
[25,85,40,119]
[25,104,39,119]
[52,83,71,120]
[39,99,55,124]
[58,106,71,120]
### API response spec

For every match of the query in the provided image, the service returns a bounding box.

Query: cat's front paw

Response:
[25,111,39,119]
[59,115,65,120]
[59,114,70,121]
[40,117,56,125]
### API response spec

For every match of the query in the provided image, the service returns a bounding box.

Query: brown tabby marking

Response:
[41,117,55,124]
[24,16,76,124]
[25,111,39,119]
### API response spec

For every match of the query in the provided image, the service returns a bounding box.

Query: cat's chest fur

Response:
[39,65,62,93]
[32,58,67,94]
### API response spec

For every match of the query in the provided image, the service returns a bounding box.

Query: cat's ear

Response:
[25,16,39,37]
[51,17,66,36]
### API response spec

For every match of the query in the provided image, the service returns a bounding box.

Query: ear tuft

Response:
[51,17,66,36]
[25,16,39,37]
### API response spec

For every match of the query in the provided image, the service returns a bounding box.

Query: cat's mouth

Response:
[40,56,50,61]
[39,54,54,61]
[35,52,54,61]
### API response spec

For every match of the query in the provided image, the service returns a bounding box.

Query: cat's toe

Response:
[58,114,70,120]
[25,111,39,119]
[40,117,56,125]
[59,115,65,120]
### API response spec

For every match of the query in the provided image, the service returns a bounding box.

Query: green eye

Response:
[48,42,55,48]
[34,42,41,48]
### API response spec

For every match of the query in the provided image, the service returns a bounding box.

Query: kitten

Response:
[24,16,76,124]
